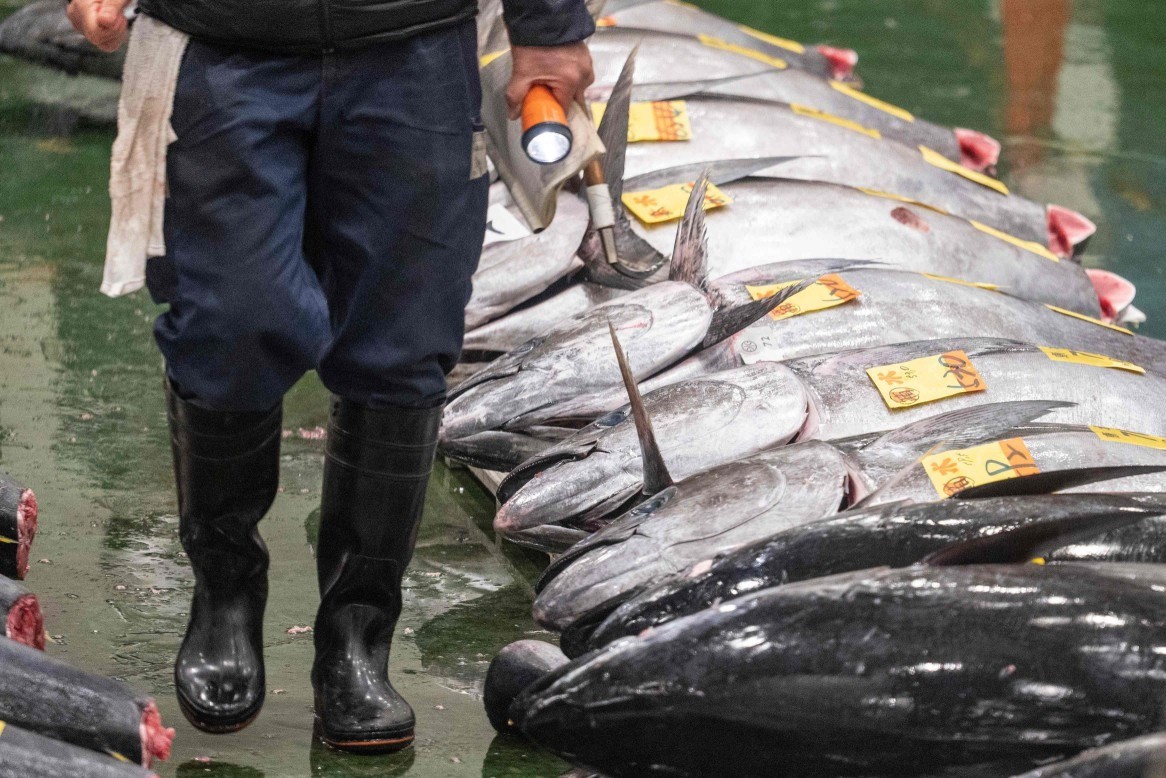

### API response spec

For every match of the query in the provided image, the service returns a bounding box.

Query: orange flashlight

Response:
[521,85,573,165]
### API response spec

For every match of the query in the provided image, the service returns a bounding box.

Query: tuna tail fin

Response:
[581,46,668,289]
[953,465,1166,500]
[922,506,1157,567]
[702,278,814,349]
[609,322,674,494]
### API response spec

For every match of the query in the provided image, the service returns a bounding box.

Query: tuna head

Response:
[493,361,811,541]
[530,440,851,641]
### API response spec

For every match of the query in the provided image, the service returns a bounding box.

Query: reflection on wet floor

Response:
[2,0,1166,775]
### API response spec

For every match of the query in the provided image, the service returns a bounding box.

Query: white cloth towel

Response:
[101,15,189,297]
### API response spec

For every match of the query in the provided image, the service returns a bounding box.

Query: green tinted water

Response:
[0,1,1163,776]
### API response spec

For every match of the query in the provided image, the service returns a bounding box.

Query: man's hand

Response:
[66,0,133,53]
[506,42,595,120]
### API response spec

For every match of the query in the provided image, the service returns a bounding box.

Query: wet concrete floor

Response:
[2,0,1165,775]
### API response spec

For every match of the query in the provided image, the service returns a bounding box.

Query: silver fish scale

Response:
[533,442,851,630]
[791,344,1166,442]
[630,179,1099,315]
[443,282,712,439]
[620,98,1048,243]
[727,267,1165,367]
[464,284,626,353]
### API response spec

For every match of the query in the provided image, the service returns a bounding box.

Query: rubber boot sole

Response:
[313,719,415,754]
[176,688,264,735]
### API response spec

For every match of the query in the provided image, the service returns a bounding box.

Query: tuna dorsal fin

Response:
[953,465,1166,500]
[598,46,637,205]
[863,401,1073,460]
[668,173,711,291]
[922,508,1157,566]
[608,322,674,494]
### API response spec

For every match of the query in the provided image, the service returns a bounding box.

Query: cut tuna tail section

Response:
[1047,204,1097,258]
[953,465,1166,501]
[954,128,1001,174]
[816,44,858,80]
[923,498,1164,566]
[1086,268,1138,324]
[0,474,37,580]
[609,323,674,494]
[582,46,668,288]
[1,574,45,650]
[0,721,159,778]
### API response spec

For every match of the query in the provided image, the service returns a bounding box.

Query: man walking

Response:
[67,0,594,753]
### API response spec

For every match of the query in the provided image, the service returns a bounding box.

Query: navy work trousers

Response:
[146,20,489,412]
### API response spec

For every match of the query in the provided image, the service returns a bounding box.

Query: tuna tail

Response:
[922,503,1160,567]
[609,322,673,493]
[581,47,669,289]
[953,465,1166,500]
[668,176,813,347]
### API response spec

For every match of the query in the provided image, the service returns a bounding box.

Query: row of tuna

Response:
[0,473,174,776]
[454,1,1166,776]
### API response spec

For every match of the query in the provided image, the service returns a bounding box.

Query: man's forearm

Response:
[502,0,596,47]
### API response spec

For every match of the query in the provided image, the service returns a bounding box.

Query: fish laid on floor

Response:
[621,172,1102,315]
[0,475,37,581]
[597,0,857,82]
[0,576,44,650]
[0,719,158,778]
[612,95,1092,255]
[494,335,1166,546]
[588,27,997,172]
[1009,732,1166,777]
[519,558,1166,777]
[466,184,589,330]
[584,494,1166,656]
[0,637,173,767]
[440,179,809,443]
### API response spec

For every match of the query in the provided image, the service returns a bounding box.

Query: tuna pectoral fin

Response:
[861,401,1073,462]
[623,158,802,195]
[703,278,814,348]
[923,508,1157,567]
[438,431,555,472]
[953,465,1166,500]
[609,323,674,494]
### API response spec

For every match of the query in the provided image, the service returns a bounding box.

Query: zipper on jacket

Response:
[317,0,336,52]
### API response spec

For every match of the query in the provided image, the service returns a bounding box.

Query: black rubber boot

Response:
[168,381,281,734]
[311,397,442,754]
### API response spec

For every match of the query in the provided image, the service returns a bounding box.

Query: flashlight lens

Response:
[524,126,572,165]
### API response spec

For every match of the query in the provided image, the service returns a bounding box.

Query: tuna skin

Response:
[0,720,157,778]
[1010,731,1166,777]
[0,636,174,767]
[627,178,1101,316]
[587,494,1166,653]
[520,562,1166,778]
[463,284,625,354]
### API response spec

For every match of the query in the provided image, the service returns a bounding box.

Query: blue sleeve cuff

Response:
[502,0,596,46]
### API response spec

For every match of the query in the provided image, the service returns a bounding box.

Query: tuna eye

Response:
[594,409,628,428]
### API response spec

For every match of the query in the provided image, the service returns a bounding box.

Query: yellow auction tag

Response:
[479,49,508,68]
[737,25,806,54]
[591,101,692,142]
[596,15,617,27]
[969,220,1060,262]
[746,274,862,321]
[921,438,1040,498]
[622,181,732,225]
[831,81,914,123]
[1091,427,1166,452]
[698,34,788,70]
[0,721,5,737]
[856,187,949,215]
[1044,305,1133,335]
[791,104,880,139]
[0,536,14,544]
[921,273,1000,292]
[866,350,987,409]
[1039,347,1144,374]
[919,146,1010,196]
